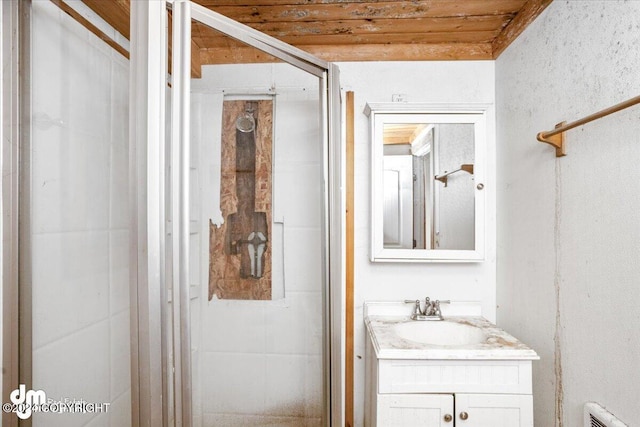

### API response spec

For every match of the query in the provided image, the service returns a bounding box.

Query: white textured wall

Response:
[338,61,496,427]
[436,124,475,250]
[30,2,130,425]
[496,2,640,426]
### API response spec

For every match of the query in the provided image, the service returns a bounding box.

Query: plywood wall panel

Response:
[209,100,274,300]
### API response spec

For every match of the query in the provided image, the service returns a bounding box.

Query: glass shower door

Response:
[166,2,343,426]
[189,51,325,427]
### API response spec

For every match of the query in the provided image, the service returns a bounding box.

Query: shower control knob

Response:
[443,414,453,422]
[460,411,469,420]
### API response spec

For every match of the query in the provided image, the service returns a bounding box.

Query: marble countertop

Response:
[366,315,540,361]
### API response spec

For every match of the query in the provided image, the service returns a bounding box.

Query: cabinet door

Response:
[377,394,454,427]
[455,394,533,427]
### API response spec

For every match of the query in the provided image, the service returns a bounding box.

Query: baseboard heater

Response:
[584,402,627,427]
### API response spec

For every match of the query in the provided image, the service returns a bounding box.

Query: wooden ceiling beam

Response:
[80,0,547,65]
[83,0,130,39]
[310,42,494,61]
[195,0,522,7]
[200,46,281,65]
[384,124,427,145]
[197,0,527,23]
[492,0,553,58]
[194,15,512,38]
[200,42,493,64]
[193,30,502,48]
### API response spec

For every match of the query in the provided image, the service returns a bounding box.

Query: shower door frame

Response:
[1,1,32,426]
[1,2,23,426]
[131,1,345,425]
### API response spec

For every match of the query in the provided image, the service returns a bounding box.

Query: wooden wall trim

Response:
[492,0,553,58]
[345,91,355,427]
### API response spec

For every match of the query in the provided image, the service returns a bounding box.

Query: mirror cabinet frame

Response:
[365,102,489,262]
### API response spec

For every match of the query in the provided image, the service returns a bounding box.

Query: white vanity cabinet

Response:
[375,392,533,427]
[454,393,533,426]
[364,313,539,427]
[365,336,535,426]
[376,394,453,426]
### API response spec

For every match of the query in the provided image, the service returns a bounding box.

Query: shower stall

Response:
[1,1,343,426]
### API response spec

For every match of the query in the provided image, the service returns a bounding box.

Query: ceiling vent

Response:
[584,402,627,427]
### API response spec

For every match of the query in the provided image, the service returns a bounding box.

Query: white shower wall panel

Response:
[30,2,130,426]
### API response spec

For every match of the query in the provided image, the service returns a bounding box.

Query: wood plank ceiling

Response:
[82,0,553,74]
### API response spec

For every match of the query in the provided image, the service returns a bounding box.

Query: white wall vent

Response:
[584,402,628,427]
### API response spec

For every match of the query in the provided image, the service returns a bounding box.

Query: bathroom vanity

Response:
[364,303,539,426]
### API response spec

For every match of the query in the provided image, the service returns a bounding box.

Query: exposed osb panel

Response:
[209,100,273,301]
[82,0,552,63]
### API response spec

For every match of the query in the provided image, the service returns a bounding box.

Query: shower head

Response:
[236,109,255,133]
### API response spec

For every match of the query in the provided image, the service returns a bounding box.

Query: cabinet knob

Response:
[459,411,469,420]
[443,414,453,422]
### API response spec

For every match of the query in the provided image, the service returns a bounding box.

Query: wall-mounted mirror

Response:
[366,103,487,262]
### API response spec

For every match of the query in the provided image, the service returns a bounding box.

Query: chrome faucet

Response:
[404,297,450,321]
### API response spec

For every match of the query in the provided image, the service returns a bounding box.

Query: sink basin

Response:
[393,321,487,346]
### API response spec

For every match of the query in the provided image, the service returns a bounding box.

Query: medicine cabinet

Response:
[365,103,488,262]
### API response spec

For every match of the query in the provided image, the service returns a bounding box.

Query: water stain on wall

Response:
[554,159,564,426]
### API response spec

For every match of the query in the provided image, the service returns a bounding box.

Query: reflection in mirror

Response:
[367,104,487,262]
[382,123,475,251]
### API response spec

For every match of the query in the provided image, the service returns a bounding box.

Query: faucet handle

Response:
[432,300,450,319]
[404,299,423,318]
[433,300,451,310]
